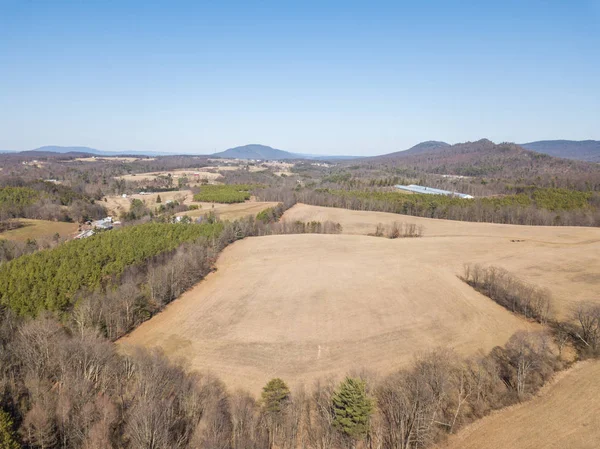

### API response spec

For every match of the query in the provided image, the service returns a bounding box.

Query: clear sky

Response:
[1,0,599,155]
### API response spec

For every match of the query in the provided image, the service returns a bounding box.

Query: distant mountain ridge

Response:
[363,138,600,178]
[31,146,107,155]
[212,144,296,160]
[520,140,600,162]
[4,140,598,162]
[363,140,451,161]
[28,146,173,157]
[2,144,361,161]
[212,144,362,161]
[401,140,450,154]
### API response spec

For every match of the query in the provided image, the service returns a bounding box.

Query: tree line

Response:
[256,187,600,227]
[0,308,583,449]
[371,222,424,239]
[461,264,553,323]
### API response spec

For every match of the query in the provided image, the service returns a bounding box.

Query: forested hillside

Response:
[363,139,600,182]
[0,181,106,222]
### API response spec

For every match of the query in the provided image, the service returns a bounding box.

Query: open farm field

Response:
[72,156,153,162]
[439,360,600,449]
[204,165,268,172]
[115,168,223,183]
[176,200,279,221]
[282,204,600,319]
[103,190,195,216]
[114,163,268,183]
[104,188,277,220]
[120,233,539,394]
[0,219,78,241]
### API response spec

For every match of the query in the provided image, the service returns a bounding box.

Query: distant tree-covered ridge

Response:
[0,222,223,316]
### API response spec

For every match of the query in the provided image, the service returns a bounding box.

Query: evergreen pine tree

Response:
[331,377,373,442]
[261,378,290,449]
[0,409,20,449]
[261,378,290,414]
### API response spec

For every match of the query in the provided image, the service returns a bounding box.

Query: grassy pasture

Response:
[0,219,78,242]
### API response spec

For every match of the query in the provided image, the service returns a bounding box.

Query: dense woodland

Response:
[0,222,223,316]
[0,181,106,224]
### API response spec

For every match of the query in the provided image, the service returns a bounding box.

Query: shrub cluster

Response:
[572,302,600,356]
[371,221,424,238]
[256,203,288,223]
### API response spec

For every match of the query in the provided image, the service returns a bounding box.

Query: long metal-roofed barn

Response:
[395,184,474,199]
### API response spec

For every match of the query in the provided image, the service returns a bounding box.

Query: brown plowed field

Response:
[121,233,538,393]
[120,205,599,394]
[282,204,600,319]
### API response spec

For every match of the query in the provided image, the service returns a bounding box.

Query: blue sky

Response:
[1,0,599,155]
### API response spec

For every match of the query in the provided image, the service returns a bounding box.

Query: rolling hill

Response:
[212,144,297,160]
[521,140,600,162]
[120,228,552,393]
[282,204,600,320]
